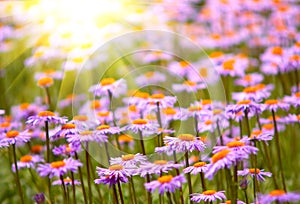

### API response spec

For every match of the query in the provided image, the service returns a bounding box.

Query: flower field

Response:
[0,0,300,204]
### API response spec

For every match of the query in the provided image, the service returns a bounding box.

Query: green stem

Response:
[44,121,53,203]
[243,190,249,204]
[60,175,67,204]
[200,172,206,191]
[112,185,119,204]
[130,177,138,204]
[232,164,238,204]
[117,181,124,204]
[12,144,24,204]
[173,151,184,204]
[138,130,146,155]
[75,152,88,204]
[156,102,163,147]
[185,152,193,204]
[71,172,76,204]
[166,192,173,204]
[85,142,93,204]
[45,87,52,110]
[272,110,287,191]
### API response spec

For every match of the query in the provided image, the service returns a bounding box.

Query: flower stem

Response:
[232,164,238,204]
[112,185,119,204]
[117,181,124,204]
[243,190,249,204]
[75,152,88,204]
[138,130,146,155]
[129,177,138,204]
[200,172,206,191]
[85,142,93,204]
[194,116,199,137]
[166,192,173,204]
[44,121,53,203]
[12,144,24,204]
[45,87,52,110]
[71,172,76,204]
[272,110,287,192]
[156,102,163,147]
[173,151,184,204]
[184,152,193,204]
[60,175,67,204]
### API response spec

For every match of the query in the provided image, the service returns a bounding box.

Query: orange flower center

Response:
[132,119,147,125]
[109,164,123,171]
[204,120,213,125]
[0,122,10,128]
[243,75,252,82]
[243,86,258,93]
[80,131,93,136]
[226,141,245,148]
[179,61,189,68]
[263,124,274,130]
[118,134,133,142]
[128,105,137,112]
[238,100,251,105]
[6,130,19,138]
[100,78,115,86]
[154,160,168,165]
[209,51,223,58]
[158,175,173,184]
[249,168,260,174]
[295,92,300,98]
[212,149,231,163]
[188,106,202,112]
[265,99,278,105]
[184,80,196,86]
[96,125,110,130]
[73,115,88,121]
[193,162,206,168]
[163,107,176,115]
[20,155,33,163]
[97,111,110,117]
[211,34,221,40]
[199,67,208,78]
[269,190,286,196]
[64,177,72,183]
[251,130,262,137]
[272,47,283,55]
[150,93,165,99]
[91,100,101,109]
[51,161,66,168]
[223,59,235,70]
[20,103,30,110]
[178,134,195,141]
[202,100,212,105]
[134,91,149,99]
[31,145,43,154]
[144,71,155,78]
[62,124,76,129]
[38,111,55,117]
[37,77,54,87]
[122,154,135,161]
[202,190,216,195]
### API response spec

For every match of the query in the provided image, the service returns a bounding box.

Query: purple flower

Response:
[258,190,300,204]
[58,93,86,109]
[183,161,208,175]
[0,130,31,148]
[147,93,177,110]
[66,130,108,144]
[213,140,258,156]
[12,154,44,172]
[37,158,82,178]
[52,143,81,157]
[95,124,121,135]
[26,111,67,126]
[122,119,158,133]
[232,84,273,102]
[33,193,45,204]
[191,190,226,203]
[89,78,127,98]
[226,100,261,116]
[172,80,206,93]
[144,174,186,194]
[51,123,80,141]
[163,134,206,152]
[138,160,183,177]
[110,153,148,167]
[235,73,264,87]
[52,177,81,186]
[247,129,273,142]
[283,92,300,107]
[262,99,290,112]
[238,168,272,182]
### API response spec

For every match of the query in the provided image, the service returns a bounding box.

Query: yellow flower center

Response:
[96,125,110,130]
[121,154,135,161]
[212,149,231,163]
[38,111,55,117]
[51,161,66,168]
[209,51,223,58]
[109,164,123,171]
[269,190,286,196]
[263,124,274,130]
[62,124,76,129]
[97,111,110,117]
[150,93,165,99]
[132,119,147,125]
[90,100,101,109]
[80,131,93,136]
[163,107,177,115]
[72,57,84,63]
[193,162,206,168]
[213,109,223,115]
[158,175,173,183]
[133,91,149,99]
[100,78,115,86]
[199,67,208,78]
[179,61,189,68]
[184,80,196,86]
[20,103,30,110]
[73,115,88,121]
[37,77,54,87]
[202,190,216,195]
[20,155,33,163]
[272,47,283,55]
[154,160,168,165]
[118,134,133,142]
[223,59,235,70]
[237,100,251,105]
[226,141,245,148]
[211,34,221,40]
[188,106,202,112]
[144,72,155,78]
[178,134,195,141]
[6,130,19,138]
[249,168,260,174]
[265,99,278,105]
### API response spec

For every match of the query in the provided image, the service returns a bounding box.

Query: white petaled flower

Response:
[135,71,166,86]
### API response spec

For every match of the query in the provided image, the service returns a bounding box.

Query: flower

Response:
[95,124,121,135]
[95,164,133,187]
[138,160,183,177]
[147,93,177,110]
[110,153,148,167]
[226,100,261,116]
[190,190,226,203]
[118,134,134,148]
[58,93,86,109]
[37,158,82,178]
[89,78,127,98]
[26,111,67,126]
[52,143,81,157]
[52,177,81,186]
[135,71,166,86]
[66,130,108,144]
[172,80,206,93]
[144,174,186,194]
[213,141,258,156]
[232,84,273,102]
[33,193,45,204]
[262,99,290,112]
[238,168,272,182]
[235,73,264,87]
[258,190,300,204]
[12,154,44,172]
[247,129,273,142]
[0,130,31,148]
[284,92,300,107]
[51,123,79,141]
[122,119,158,133]
[37,77,54,88]
[163,134,206,152]
[183,161,208,175]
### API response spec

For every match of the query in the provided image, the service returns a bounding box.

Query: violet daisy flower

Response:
[138,160,183,177]
[258,190,300,204]
[163,134,206,152]
[52,143,81,157]
[232,84,273,102]
[172,80,206,93]
[284,92,300,107]
[58,93,86,109]
[226,100,261,115]
[220,200,245,204]
[262,99,290,112]
[89,78,127,98]
[95,124,121,135]
[238,168,272,182]
[183,161,208,175]
[37,158,82,178]
[51,123,80,141]
[95,164,133,187]
[234,73,264,87]
[0,130,31,148]
[247,129,273,142]
[147,93,177,110]
[122,118,158,133]
[118,134,134,149]
[52,177,81,186]
[11,102,46,122]
[190,190,226,203]
[26,111,67,126]
[110,153,147,167]
[67,130,108,145]
[144,174,186,194]
[12,154,44,172]
[135,71,166,86]
[213,140,258,156]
